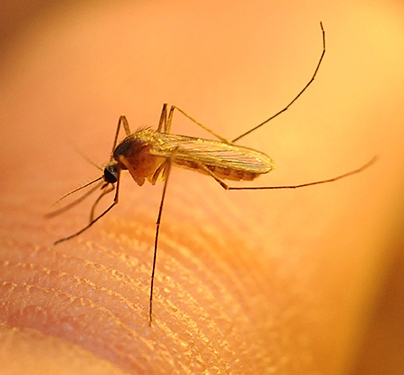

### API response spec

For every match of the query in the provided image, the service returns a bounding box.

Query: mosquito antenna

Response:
[232,22,326,143]
[51,176,104,207]
[46,179,104,218]
[66,139,104,171]
[48,140,106,216]
[53,163,122,246]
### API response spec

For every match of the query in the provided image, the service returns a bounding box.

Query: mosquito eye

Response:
[104,165,118,183]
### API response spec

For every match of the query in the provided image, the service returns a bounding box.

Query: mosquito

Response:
[53,22,375,325]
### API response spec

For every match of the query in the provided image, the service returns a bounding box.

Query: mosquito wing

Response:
[149,132,274,176]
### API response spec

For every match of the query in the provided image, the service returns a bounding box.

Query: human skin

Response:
[1,1,404,374]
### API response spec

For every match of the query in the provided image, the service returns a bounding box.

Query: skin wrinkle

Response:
[104,210,263,351]
[2,245,145,298]
[1,281,161,372]
[0,325,125,375]
[0,261,141,320]
[104,219,255,355]
[139,232,257,370]
[3,282,197,372]
[0,236,252,373]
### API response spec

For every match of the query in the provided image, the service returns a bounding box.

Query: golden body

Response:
[112,128,274,186]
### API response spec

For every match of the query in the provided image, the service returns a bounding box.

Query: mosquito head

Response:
[104,162,119,183]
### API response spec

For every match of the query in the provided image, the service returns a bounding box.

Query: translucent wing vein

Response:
[149,133,273,174]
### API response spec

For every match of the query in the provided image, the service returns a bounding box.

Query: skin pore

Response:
[1,1,404,374]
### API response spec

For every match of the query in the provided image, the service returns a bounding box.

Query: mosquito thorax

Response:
[113,130,153,161]
[104,162,118,183]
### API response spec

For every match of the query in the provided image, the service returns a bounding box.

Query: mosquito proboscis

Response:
[52,23,375,325]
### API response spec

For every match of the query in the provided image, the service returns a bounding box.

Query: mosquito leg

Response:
[149,159,172,326]
[232,22,326,143]
[110,115,132,159]
[227,157,376,191]
[54,172,121,245]
[181,161,230,189]
[89,183,115,222]
[166,105,232,144]
[161,23,325,144]
[157,103,169,132]
[54,196,116,245]
[195,157,376,192]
